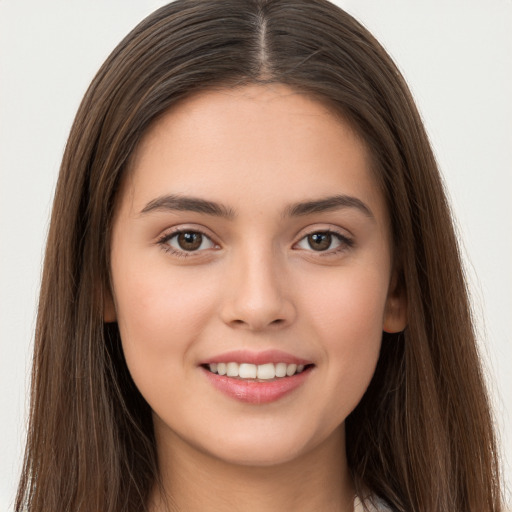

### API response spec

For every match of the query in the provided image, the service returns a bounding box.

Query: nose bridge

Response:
[221,239,294,330]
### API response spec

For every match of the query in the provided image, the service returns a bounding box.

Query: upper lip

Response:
[200,349,313,366]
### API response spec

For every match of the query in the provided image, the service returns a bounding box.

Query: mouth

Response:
[202,361,313,381]
[200,351,315,404]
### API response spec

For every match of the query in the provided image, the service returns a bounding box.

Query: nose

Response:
[219,246,296,331]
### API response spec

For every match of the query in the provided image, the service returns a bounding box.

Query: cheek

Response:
[111,266,226,421]
[303,262,389,336]
[299,265,388,408]
[111,262,219,379]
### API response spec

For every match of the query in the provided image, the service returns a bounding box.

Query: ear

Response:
[103,285,117,323]
[383,271,407,333]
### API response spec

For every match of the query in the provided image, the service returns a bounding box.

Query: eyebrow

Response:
[284,195,374,219]
[140,194,236,218]
[140,193,374,220]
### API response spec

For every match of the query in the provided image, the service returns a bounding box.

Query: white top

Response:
[354,495,392,511]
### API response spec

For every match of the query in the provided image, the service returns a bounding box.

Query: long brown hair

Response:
[16,1,501,510]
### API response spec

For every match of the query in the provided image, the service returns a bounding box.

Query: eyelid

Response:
[156,223,218,241]
[292,225,354,254]
[156,225,221,255]
[155,223,353,257]
[292,224,353,243]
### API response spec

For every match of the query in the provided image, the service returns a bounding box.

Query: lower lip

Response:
[201,366,312,404]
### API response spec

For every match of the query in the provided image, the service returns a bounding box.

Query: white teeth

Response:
[239,363,257,379]
[226,362,239,377]
[207,361,308,379]
[257,363,275,380]
[275,362,287,378]
[286,364,297,376]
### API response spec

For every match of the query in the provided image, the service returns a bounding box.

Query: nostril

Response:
[228,317,287,330]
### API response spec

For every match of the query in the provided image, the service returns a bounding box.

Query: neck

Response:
[149,425,354,512]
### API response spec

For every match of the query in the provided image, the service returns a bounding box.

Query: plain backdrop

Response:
[1,1,511,510]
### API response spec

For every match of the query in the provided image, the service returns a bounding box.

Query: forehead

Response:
[120,84,387,224]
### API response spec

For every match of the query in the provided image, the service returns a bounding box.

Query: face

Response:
[107,84,406,467]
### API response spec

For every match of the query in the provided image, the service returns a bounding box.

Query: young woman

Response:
[15,1,502,511]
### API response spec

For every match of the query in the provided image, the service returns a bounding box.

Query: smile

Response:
[201,351,314,404]
[205,362,307,380]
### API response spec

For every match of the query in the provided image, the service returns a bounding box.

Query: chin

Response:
[211,442,305,467]
[190,419,343,469]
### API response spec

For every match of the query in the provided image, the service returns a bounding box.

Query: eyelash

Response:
[156,228,354,258]
[156,228,218,258]
[296,229,354,256]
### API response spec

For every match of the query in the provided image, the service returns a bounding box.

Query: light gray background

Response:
[1,1,511,510]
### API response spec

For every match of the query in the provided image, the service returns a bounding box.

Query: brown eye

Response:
[307,232,332,251]
[164,231,215,253]
[296,231,352,253]
[177,232,203,250]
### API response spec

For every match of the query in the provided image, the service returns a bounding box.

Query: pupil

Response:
[308,233,331,251]
[178,232,202,250]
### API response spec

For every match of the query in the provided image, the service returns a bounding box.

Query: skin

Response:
[106,84,407,512]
